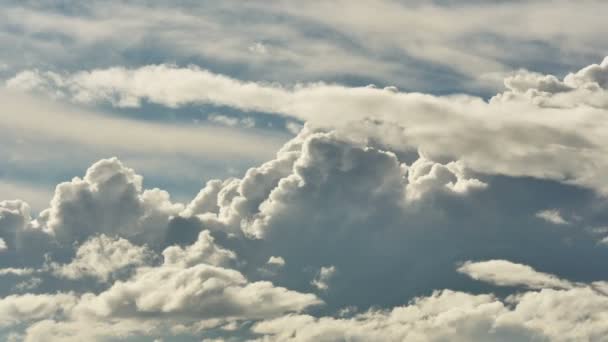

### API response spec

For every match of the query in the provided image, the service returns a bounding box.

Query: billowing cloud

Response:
[35,157,182,247]
[162,230,236,268]
[0,293,77,329]
[50,235,154,282]
[253,282,608,342]
[3,55,608,342]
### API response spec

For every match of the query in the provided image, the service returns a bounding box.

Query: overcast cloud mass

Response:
[2,1,608,341]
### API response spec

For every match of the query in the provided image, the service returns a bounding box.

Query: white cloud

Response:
[267,256,286,267]
[0,293,77,328]
[535,209,568,225]
[74,263,321,321]
[0,199,34,251]
[162,230,236,268]
[457,260,574,290]
[311,266,336,291]
[253,262,608,342]
[51,234,154,282]
[11,57,608,195]
[0,268,36,276]
[6,1,608,92]
[34,157,183,247]
[184,128,483,240]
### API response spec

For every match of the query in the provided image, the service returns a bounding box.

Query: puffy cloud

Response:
[253,264,608,342]
[311,266,336,291]
[162,230,236,268]
[0,225,321,340]
[457,260,574,290]
[0,200,32,251]
[535,209,569,225]
[74,263,320,321]
[51,234,154,282]
[35,157,183,247]
[189,129,483,239]
[0,293,77,328]
[405,155,487,201]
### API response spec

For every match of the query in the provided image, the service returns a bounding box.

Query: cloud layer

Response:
[2,29,608,340]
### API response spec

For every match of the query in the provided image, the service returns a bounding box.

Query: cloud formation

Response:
[2,54,608,342]
[8,57,608,195]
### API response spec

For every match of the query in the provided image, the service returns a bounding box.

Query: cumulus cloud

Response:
[35,157,183,247]
[185,128,484,242]
[0,293,78,329]
[0,226,321,340]
[253,261,608,342]
[252,285,608,342]
[457,260,574,290]
[535,209,569,225]
[50,235,154,282]
[74,263,320,321]
[0,199,32,251]
[162,230,236,268]
[3,59,608,340]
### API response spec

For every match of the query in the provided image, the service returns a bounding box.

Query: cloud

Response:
[184,128,483,241]
[0,113,607,340]
[253,262,608,342]
[6,1,608,93]
[0,225,321,340]
[0,200,35,253]
[162,230,236,268]
[535,209,569,225]
[33,157,183,248]
[457,260,574,290]
[0,89,285,162]
[311,266,336,291]
[74,263,321,321]
[50,235,154,282]
[10,57,608,195]
[0,293,77,329]
[267,256,286,267]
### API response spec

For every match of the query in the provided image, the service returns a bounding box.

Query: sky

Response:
[2,1,608,341]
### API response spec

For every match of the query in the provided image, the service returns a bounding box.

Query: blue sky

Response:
[2,1,608,341]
